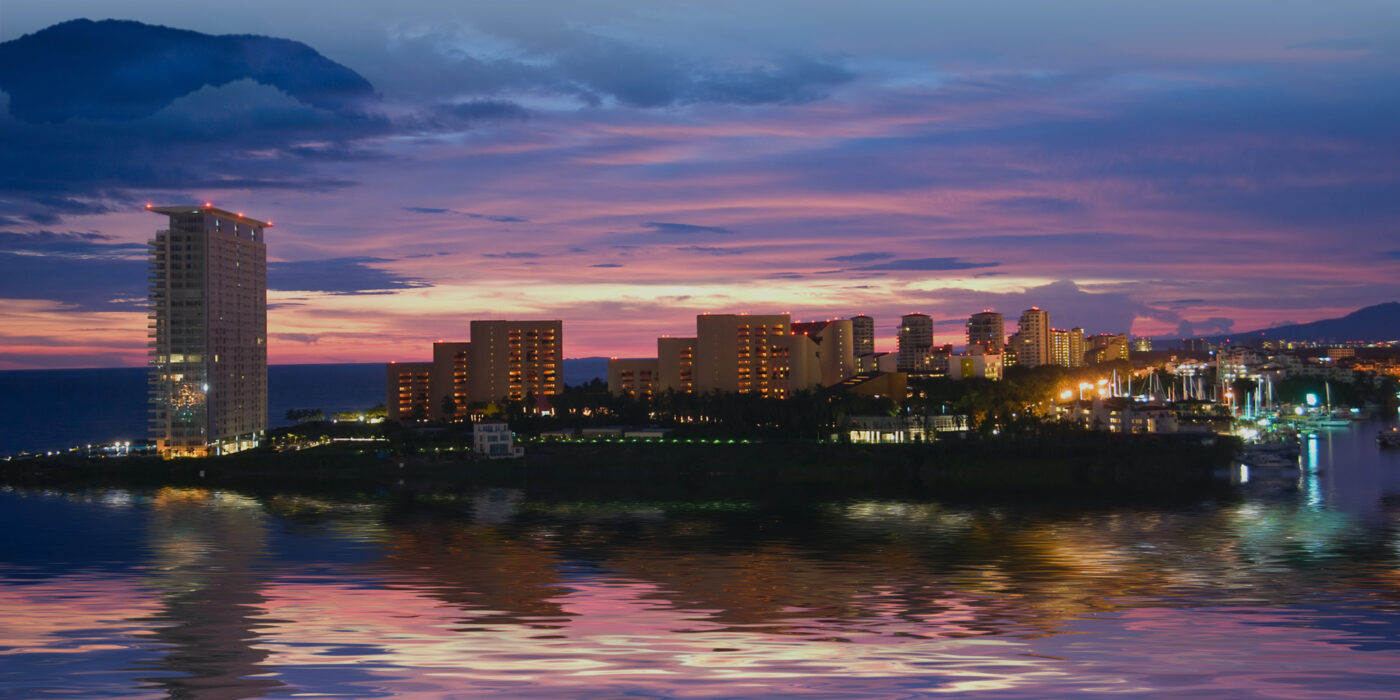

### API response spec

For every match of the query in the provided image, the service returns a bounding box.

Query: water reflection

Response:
[132,488,284,698]
[1,424,1399,696]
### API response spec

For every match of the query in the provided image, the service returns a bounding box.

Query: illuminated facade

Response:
[967,311,1005,353]
[1013,307,1051,367]
[1050,327,1085,367]
[385,362,432,422]
[657,337,696,394]
[147,205,268,458]
[897,313,935,374]
[1088,333,1131,364]
[431,341,472,421]
[469,320,562,403]
[608,358,660,398]
[948,352,1004,380]
[694,314,792,396]
[386,320,563,422]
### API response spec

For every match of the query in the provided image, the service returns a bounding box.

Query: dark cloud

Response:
[853,257,999,272]
[590,263,623,268]
[482,251,542,259]
[677,246,746,256]
[1176,317,1235,337]
[0,231,152,310]
[766,272,805,280]
[0,251,145,310]
[942,232,1126,247]
[0,20,388,226]
[0,230,145,258]
[268,257,431,295]
[936,280,1181,336]
[825,251,895,263]
[1384,250,1400,260]
[644,222,734,235]
[980,196,1088,215]
[401,206,527,223]
[389,28,854,109]
[437,99,529,122]
[1153,298,1206,307]
[0,19,375,123]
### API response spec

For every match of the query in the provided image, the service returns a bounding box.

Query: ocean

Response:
[0,359,609,456]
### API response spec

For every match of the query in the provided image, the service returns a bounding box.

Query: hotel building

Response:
[469,320,562,403]
[147,204,268,458]
[431,341,471,420]
[608,358,660,398]
[386,320,563,421]
[657,336,696,394]
[694,314,792,396]
[386,362,433,422]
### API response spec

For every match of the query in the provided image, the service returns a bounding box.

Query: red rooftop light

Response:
[204,201,213,208]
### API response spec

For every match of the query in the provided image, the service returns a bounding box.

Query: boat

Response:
[1379,427,1400,449]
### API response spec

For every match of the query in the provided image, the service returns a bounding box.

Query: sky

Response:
[1,1,1398,369]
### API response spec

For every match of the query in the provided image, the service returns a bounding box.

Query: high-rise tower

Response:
[967,311,1004,353]
[1013,307,1051,368]
[147,204,268,458]
[850,314,875,357]
[897,313,934,374]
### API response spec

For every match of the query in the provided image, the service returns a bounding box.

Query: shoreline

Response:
[0,433,1239,501]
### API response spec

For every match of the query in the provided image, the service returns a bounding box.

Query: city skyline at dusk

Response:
[2,2,1398,369]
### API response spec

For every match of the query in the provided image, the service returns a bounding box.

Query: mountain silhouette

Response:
[1201,302,1400,344]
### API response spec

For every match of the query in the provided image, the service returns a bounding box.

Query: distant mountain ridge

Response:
[1186,302,1400,345]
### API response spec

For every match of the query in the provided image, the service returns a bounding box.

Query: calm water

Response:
[0,360,609,456]
[3,424,1400,698]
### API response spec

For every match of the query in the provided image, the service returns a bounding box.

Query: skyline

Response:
[2,2,1399,369]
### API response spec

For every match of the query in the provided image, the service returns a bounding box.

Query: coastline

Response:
[0,433,1239,501]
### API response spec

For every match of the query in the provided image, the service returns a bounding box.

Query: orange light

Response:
[204,201,212,208]
[144,203,152,209]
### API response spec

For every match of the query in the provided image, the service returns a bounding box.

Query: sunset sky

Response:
[2,1,1397,369]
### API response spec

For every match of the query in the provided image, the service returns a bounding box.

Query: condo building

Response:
[897,313,935,374]
[1050,327,1086,368]
[1088,333,1131,364]
[792,319,857,387]
[967,311,1005,353]
[608,358,660,398]
[657,336,696,394]
[469,320,562,403]
[850,314,875,356]
[431,341,471,421]
[386,362,433,422]
[694,314,792,396]
[386,320,563,422]
[1012,307,1051,368]
[147,204,268,458]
